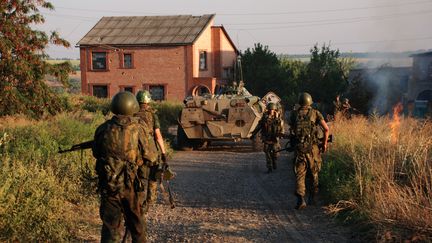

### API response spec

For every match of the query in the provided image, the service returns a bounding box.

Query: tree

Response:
[0,0,72,118]
[302,44,354,106]
[241,43,285,97]
[279,58,306,108]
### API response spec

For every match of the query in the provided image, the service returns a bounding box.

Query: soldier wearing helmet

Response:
[289,92,329,210]
[134,90,168,212]
[92,91,157,242]
[251,102,285,173]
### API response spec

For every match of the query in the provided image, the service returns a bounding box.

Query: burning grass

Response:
[321,114,432,239]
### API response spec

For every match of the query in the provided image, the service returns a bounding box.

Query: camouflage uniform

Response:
[289,107,324,203]
[134,105,161,209]
[92,114,158,242]
[252,111,284,172]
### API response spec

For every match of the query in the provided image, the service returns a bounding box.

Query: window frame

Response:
[222,66,234,80]
[91,84,110,98]
[120,52,135,69]
[90,51,108,71]
[119,85,136,94]
[199,50,208,71]
[144,84,167,101]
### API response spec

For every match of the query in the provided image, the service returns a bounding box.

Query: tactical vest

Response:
[93,116,156,194]
[134,107,160,162]
[292,107,318,153]
[262,114,283,142]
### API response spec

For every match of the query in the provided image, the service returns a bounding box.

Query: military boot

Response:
[267,167,273,173]
[295,195,307,210]
[308,192,316,206]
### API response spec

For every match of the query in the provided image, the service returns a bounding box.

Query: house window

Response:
[93,85,108,98]
[92,52,107,70]
[122,86,134,93]
[123,53,132,69]
[222,67,233,79]
[149,85,165,101]
[199,51,207,70]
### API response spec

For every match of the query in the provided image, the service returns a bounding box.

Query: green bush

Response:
[81,96,111,115]
[151,101,183,132]
[0,112,104,241]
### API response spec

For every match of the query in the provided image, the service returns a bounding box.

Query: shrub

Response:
[321,116,432,238]
[151,101,183,133]
[0,112,104,240]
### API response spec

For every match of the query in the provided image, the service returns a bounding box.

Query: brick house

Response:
[77,14,238,101]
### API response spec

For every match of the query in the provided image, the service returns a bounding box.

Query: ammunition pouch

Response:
[134,165,149,192]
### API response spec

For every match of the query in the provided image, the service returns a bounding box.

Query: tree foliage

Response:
[0,0,72,118]
[302,44,354,105]
[241,43,285,97]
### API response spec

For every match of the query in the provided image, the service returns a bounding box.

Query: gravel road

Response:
[146,141,355,242]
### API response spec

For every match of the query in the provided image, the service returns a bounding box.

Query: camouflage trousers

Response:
[293,144,322,197]
[263,142,280,169]
[99,186,147,243]
[145,164,159,211]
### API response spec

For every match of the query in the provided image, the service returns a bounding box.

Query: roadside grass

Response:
[320,116,432,240]
[0,111,104,241]
[0,94,181,240]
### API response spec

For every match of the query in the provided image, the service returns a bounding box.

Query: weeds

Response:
[321,116,432,239]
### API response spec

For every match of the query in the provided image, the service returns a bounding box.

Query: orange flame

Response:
[390,102,403,144]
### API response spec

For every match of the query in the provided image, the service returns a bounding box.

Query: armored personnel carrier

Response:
[177,85,280,151]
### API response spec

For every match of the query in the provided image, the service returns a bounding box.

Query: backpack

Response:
[93,116,157,194]
[292,108,317,153]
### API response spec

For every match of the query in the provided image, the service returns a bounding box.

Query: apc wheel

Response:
[193,141,208,150]
[177,126,193,151]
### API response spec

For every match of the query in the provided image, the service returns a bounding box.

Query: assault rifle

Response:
[158,163,176,209]
[276,134,333,153]
[58,140,93,153]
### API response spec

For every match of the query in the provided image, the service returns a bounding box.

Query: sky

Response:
[38,0,432,59]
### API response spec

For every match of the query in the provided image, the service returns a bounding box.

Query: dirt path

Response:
[146,142,356,242]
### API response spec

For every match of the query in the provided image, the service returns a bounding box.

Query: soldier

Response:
[340,98,355,119]
[251,102,284,173]
[92,91,158,242]
[135,90,167,211]
[289,92,329,210]
[333,95,342,114]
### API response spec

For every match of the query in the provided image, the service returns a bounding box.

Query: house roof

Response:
[410,51,432,57]
[77,14,215,46]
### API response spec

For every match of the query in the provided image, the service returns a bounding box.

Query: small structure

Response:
[77,14,238,100]
[407,51,432,102]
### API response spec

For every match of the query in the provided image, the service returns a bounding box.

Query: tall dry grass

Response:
[321,115,432,237]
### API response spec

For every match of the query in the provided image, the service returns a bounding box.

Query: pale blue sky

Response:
[39,0,432,58]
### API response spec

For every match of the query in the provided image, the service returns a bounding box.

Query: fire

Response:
[390,102,403,144]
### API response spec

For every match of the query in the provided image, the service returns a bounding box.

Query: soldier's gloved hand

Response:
[161,153,167,163]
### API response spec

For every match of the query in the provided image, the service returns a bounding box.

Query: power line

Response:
[229,9,432,30]
[266,36,432,48]
[218,0,432,16]
[53,0,432,16]
[224,9,432,26]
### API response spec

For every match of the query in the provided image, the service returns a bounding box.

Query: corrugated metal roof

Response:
[78,14,215,46]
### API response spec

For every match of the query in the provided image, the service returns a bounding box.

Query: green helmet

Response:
[110,91,139,115]
[267,102,277,110]
[298,92,313,106]
[136,90,152,104]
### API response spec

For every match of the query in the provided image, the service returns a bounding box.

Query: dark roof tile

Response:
[78,14,214,46]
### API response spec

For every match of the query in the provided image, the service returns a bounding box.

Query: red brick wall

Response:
[81,45,188,101]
